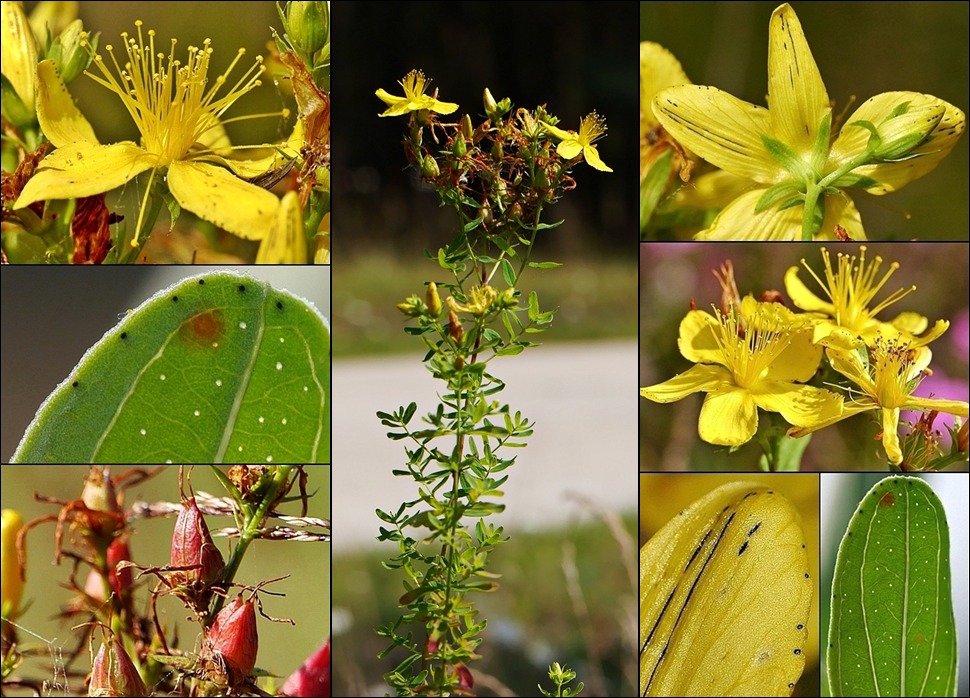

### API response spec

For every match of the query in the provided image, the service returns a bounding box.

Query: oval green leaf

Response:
[640,482,812,697]
[828,476,956,697]
[10,271,330,464]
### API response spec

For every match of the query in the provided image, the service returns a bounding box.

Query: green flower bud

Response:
[282,1,329,59]
[874,102,945,161]
[496,287,519,310]
[460,113,474,140]
[452,134,467,157]
[396,294,425,317]
[421,155,440,179]
[46,19,92,84]
[426,282,442,317]
[483,87,498,115]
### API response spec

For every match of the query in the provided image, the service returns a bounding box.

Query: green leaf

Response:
[11,271,330,463]
[828,476,957,697]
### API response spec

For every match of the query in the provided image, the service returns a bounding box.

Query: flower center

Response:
[401,69,429,100]
[579,112,607,144]
[868,338,922,408]
[84,21,265,165]
[800,246,915,331]
[714,305,790,389]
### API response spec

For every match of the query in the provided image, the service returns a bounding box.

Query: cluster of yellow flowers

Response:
[640,3,965,241]
[641,246,968,466]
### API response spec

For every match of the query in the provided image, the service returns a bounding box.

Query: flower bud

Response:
[871,103,945,161]
[1,0,38,124]
[81,466,120,514]
[283,1,330,59]
[421,155,440,179]
[282,637,330,697]
[483,87,497,115]
[84,537,132,603]
[88,639,147,697]
[426,282,442,317]
[452,133,467,157]
[460,113,474,140]
[495,287,519,310]
[46,18,92,84]
[448,310,464,343]
[959,420,968,453]
[2,509,25,618]
[170,497,224,587]
[208,594,258,680]
[396,294,426,318]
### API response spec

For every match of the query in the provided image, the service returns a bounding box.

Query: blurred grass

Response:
[0,466,330,696]
[332,513,636,697]
[332,253,638,357]
[639,242,970,471]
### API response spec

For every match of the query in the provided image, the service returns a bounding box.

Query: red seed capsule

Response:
[281,637,331,697]
[88,639,147,697]
[208,594,259,680]
[170,497,224,587]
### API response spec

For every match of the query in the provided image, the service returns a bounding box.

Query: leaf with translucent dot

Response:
[828,476,957,697]
[10,271,330,464]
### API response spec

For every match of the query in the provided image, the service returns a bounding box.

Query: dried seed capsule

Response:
[208,594,259,680]
[88,639,147,697]
[282,637,331,697]
[170,497,224,587]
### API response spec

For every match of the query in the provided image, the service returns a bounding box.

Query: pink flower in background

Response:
[282,637,330,697]
[952,309,969,360]
[902,371,969,446]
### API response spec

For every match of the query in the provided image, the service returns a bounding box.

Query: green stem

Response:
[210,466,294,618]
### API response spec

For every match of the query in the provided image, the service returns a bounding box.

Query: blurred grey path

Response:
[331,340,638,550]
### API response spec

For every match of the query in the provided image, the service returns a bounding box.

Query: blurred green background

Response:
[0,465,330,695]
[639,243,970,471]
[641,1,970,241]
[819,473,969,696]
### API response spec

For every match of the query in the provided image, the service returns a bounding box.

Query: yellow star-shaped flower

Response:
[640,297,842,446]
[652,3,965,241]
[544,112,613,172]
[375,69,458,117]
[13,23,285,248]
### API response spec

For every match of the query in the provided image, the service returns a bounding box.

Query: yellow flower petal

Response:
[256,190,307,264]
[695,188,801,241]
[817,194,865,240]
[640,41,691,135]
[677,309,723,364]
[1,509,25,618]
[697,388,758,446]
[752,382,843,428]
[167,161,278,241]
[35,58,98,147]
[653,86,781,184]
[766,3,829,156]
[556,140,583,160]
[880,407,903,465]
[582,144,613,172]
[784,265,835,315]
[1,0,37,108]
[765,331,823,384]
[14,140,154,207]
[888,311,928,336]
[903,396,970,418]
[831,92,966,194]
[640,364,732,403]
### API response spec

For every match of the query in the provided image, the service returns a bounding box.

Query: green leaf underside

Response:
[640,482,812,697]
[828,477,956,697]
[11,272,330,464]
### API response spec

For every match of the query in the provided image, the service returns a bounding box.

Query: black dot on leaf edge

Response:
[72,380,79,387]
[120,332,128,340]
[198,279,205,286]
[238,284,247,293]
[172,295,179,302]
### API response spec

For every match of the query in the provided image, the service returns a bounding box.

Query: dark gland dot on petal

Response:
[794,649,801,655]
[797,624,804,630]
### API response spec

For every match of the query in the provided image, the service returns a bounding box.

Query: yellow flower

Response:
[375,69,458,117]
[789,337,969,465]
[447,284,497,316]
[256,190,307,264]
[2,509,25,618]
[544,112,613,172]
[640,297,842,446]
[653,3,965,241]
[785,245,949,348]
[1,0,38,125]
[13,23,282,248]
[640,41,689,139]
